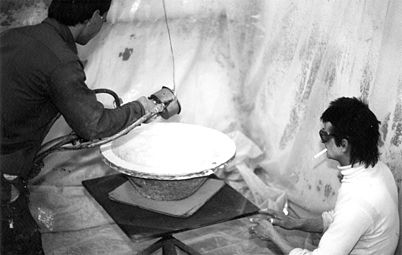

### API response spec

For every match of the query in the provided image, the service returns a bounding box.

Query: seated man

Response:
[250,97,399,255]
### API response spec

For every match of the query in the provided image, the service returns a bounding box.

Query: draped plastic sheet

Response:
[2,0,402,253]
[77,0,402,212]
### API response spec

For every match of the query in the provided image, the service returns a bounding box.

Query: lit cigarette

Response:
[313,148,327,159]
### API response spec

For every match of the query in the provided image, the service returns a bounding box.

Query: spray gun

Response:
[148,86,181,119]
[30,87,180,179]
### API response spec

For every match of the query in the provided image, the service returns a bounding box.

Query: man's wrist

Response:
[294,218,306,230]
[296,217,324,233]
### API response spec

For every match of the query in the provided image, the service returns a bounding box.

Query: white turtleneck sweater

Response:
[290,161,399,255]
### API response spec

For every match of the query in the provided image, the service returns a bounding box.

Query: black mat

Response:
[82,174,259,239]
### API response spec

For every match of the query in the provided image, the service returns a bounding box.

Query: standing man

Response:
[250,97,399,254]
[0,0,177,254]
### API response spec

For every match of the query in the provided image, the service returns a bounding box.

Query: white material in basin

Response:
[100,122,236,179]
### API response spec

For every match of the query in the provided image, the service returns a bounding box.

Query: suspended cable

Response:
[162,0,176,93]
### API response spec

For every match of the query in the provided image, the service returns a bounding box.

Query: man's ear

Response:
[87,10,101,25]
[340,138,349,152]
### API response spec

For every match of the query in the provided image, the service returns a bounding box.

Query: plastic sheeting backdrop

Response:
[1,0,402,254]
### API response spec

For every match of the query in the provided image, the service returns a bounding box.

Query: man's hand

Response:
[259,208,324,233]
[249,216,295,254]
[136,96,157,115]
[259,208,301,230]
[136,96,159,123]
[249,216,277,240]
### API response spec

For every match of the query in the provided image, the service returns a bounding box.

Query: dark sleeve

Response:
[48,61,146,140]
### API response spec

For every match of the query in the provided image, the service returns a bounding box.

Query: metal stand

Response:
[82,174,259,255]
[138,234,201,255]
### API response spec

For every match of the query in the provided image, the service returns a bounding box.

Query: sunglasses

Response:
[319,129,335,143]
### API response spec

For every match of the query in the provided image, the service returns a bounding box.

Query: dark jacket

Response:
[0,18,146,178]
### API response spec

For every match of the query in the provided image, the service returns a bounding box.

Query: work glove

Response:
[136,96,159,123]
[136,96,157,115]
[148,86,181,119]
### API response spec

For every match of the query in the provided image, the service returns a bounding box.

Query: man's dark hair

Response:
[320,97,380,167]
[48,0,112,26]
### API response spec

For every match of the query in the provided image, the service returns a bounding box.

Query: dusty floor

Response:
[29,148,317,255]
